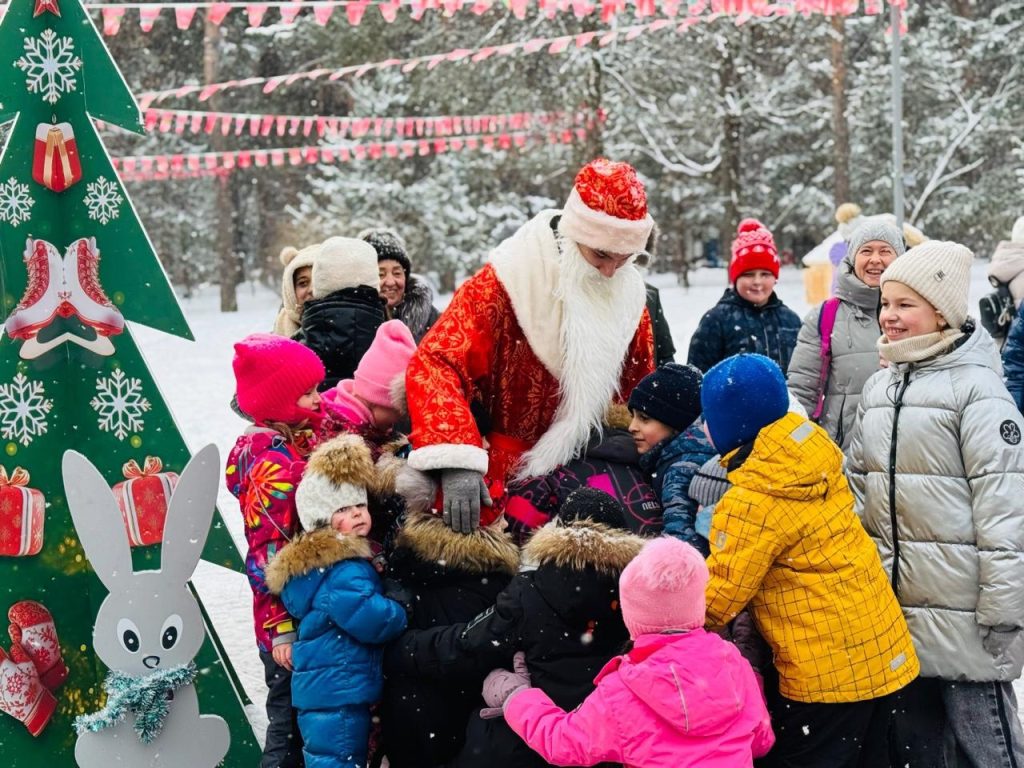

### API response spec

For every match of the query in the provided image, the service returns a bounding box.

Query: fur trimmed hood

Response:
[395,511,519,576]
[523,519,643,576]
[394,275,440,343]
[266,527,372,594]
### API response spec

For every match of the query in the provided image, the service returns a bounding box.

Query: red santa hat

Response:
[557,158,654,255]
[728,218,780,284]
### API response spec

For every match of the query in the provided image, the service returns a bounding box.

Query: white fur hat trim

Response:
[557,188,654,255]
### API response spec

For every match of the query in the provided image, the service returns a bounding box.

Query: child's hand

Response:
[272,642,293,671]
[480,651,531,718]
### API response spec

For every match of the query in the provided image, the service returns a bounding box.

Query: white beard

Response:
[517,236,646,479]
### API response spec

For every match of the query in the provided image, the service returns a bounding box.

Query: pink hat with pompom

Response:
[353,320,417,409]
[618,537,708,638]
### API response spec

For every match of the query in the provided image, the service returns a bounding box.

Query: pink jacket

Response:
[505,630,774,768]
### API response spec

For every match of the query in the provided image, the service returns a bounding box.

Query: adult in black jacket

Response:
[297,236,386,389]
[385,489,644,768]
[382,512,519,768]
[645,282,676,366]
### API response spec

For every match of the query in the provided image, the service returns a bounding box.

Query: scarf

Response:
[877,328,965,364]
[74,663,198,744]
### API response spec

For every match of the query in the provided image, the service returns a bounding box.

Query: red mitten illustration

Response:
[8,601,67,690]
[0,643,57,736]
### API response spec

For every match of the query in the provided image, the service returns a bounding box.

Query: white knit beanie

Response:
[879,240,974,330]
[1012,216,1024,244]
[311,237,380,299]
[295,434,375,531]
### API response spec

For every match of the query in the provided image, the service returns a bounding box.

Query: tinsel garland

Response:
[74,662,198,744]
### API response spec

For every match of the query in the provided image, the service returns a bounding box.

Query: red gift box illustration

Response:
[32,122,82,193]
[112,456,178,547]
[0,467,45,558]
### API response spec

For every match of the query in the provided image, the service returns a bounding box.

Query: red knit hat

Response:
[233,334,325,426]
[728,218,780,283]
[558,158,654,255]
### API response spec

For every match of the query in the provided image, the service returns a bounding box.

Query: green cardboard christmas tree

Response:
[0,0,259,760]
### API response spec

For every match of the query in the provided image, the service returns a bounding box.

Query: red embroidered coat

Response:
[406,261,655,490]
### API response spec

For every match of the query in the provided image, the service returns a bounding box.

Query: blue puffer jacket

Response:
[1002,303,1024,412]
[266,528,407,768]
[687,289,802,374]
[639,420,716,555]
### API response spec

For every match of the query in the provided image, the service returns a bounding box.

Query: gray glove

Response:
[982,626,1020,657]
[441,468,492,534]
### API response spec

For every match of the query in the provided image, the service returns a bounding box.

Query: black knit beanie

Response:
[360,228,411,277]
[627,363,703,432]
[558,488,627,529]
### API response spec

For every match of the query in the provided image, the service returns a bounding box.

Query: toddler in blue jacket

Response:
[267,433,407,768]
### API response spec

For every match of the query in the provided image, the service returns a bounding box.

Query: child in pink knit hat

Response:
[494,537,773,768]
[321,319,417,444]
[225,333,326,768]
[320,319,418,555]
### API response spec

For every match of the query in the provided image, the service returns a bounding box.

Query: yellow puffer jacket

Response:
[705,411,918,704]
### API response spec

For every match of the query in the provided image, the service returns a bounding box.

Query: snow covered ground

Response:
[134,260,1009,744]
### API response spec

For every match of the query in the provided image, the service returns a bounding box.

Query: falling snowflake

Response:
[15,29,83,105]
[0,178,34,227]
[83,176,123,225]
[0,373,54,447]
[90,368,151,441]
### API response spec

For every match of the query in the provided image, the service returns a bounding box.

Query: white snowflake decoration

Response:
[15,29,83,105]
[0,177,34,227]
[90,368,151,441]
[0,373,53,447]
[83,177,124,225]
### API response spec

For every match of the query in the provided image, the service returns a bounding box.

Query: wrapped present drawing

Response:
[32,122,82,193]
[112,456,178,547]
[0,467,45,557]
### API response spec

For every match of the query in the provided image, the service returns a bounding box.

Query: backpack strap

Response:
[811,297,841,422]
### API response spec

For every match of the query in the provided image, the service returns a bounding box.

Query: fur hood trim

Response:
[605,402,633,430]
[523,519,643,576]
[266,528,372,594]
[395,512,519,576]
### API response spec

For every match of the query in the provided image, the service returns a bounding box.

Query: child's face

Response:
[296,386,321,413]
[880,281,944,341]
[734,269,777,307]
[293,266,313,308]
[628,410,676,455]
[369,404,402,431]
[331,504,371,536]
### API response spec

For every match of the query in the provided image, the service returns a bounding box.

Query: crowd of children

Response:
[225,210,1024,768]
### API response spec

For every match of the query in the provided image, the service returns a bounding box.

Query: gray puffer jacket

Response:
[787,255,881,450]
[847,327,1024,682]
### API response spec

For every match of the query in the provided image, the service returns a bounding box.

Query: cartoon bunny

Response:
[63,445,230,767]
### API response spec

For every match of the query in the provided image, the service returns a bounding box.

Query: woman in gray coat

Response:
[847,241,1024,766]
[787,221,903,450]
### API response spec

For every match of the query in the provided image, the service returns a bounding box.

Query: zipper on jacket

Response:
[888,371,911,596]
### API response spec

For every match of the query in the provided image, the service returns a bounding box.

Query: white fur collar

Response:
[490,212,646,478]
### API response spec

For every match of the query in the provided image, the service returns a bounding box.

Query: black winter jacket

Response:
[387,520,644,768]
[297,285,386,389]
[645,282,676,366]
[382,513,519,768]
[686,288,802,374]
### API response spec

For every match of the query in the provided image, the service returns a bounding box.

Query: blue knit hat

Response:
[701,354,788,454]
[627,363,703,432]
